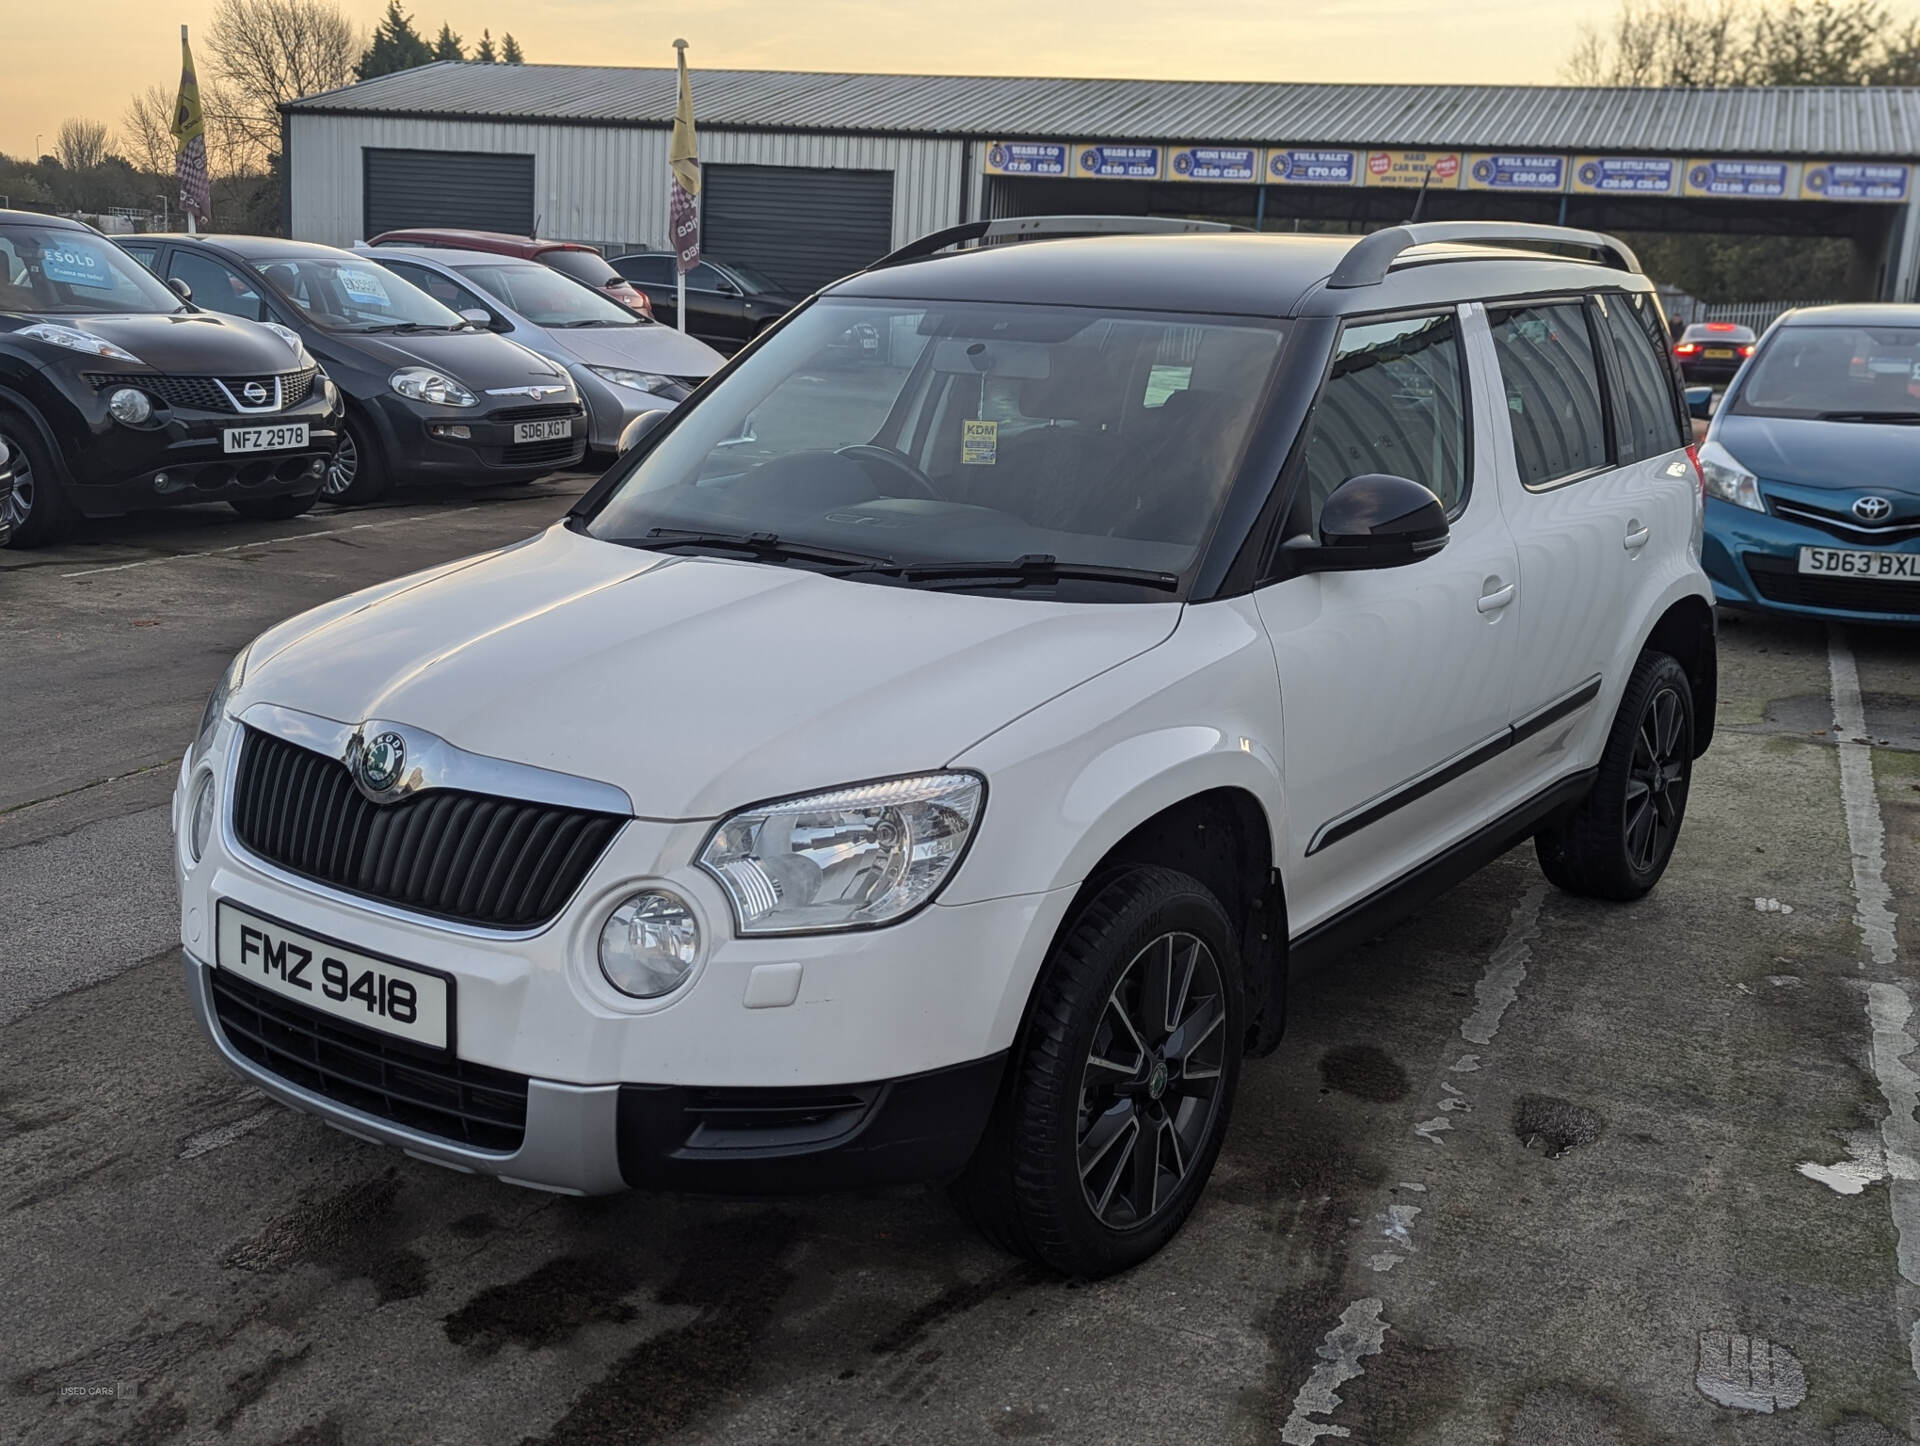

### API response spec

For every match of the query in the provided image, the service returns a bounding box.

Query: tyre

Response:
[318,413,389,506]
[1535,650,1694,901]
[952,865,1244,1277]
[0,409,76,549]
[229,492,317,521]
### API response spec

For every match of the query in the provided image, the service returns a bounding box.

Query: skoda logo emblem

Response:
[358,731,407,792]
[1854,495,1893,522]
[1147,1060,1169,1101]
[242,381,269,405]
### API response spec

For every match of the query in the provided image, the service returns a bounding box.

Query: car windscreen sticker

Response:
[40,242,113,289]
[339,267,392,306]
[962,419,998,466]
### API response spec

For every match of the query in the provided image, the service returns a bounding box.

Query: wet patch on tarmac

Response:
[222,1169,428,1303]
[1744,693,1920,753]
[271,1414,344,1446]
[123,1389,191,1444]
[443,1255,640,1354]
[447,1211,498,1240]
[1318,1045,1411,1103]
[1501,1382,1664,1445]
[215,1345,311,1433]
[1512,1096,1603,1159]
[523,1211,803,1445]
[866,1261,1044,1359]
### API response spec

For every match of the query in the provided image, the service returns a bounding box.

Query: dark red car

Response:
[366,228,653,318]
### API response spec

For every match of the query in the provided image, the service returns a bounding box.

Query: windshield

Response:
[456,260,642,328]
[588,298,1285,589]
[0,224,184,316]
[728,261,780,295]
[246,252,467,332]
[542,249,624,287]
[1735,324,1920,418]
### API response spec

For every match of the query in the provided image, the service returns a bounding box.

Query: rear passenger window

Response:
[1595,293,1686,462]
[1488,303,1608,488]
[1301,312,1469,524]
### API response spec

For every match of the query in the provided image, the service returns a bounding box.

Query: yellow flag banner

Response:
[172,27,211,225]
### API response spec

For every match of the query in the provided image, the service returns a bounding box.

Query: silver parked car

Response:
[361,245,725,460]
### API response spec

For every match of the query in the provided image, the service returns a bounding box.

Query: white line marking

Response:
[178,1107,278,1160]
[1828,628,1898,968]
[1695,1331,1808,1413]
[1280,1298,1388,1444]
[1460,884,1547,1044]
[61,508,483,578]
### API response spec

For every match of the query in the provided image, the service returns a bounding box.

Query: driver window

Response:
[1298,312,1468,533]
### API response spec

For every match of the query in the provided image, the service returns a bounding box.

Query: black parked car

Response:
[120,235,587,504]
[1673,321,1758,384]
[606,253,799,351]
[0,211,343,547]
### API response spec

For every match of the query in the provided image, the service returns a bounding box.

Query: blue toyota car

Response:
[1700,304,1920,625]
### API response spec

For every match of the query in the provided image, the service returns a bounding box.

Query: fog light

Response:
[428,423,472,439]
[109,388,153,424]
[306,457,326,476]
[598,890,700,998]
[187,774,216,864]
[152,472,170,491]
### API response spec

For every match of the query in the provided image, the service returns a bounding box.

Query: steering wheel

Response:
[834,444,940,500]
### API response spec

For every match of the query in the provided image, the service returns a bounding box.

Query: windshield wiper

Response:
[635,528,896,569]
[865,554,1182,592]
[1816,409,1920,423]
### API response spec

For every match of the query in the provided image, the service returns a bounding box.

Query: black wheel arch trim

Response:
[0,386,74,488]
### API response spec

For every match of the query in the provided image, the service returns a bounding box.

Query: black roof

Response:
[140,233,358,265]
[1778,302,1920,326]
[0,209,91,232]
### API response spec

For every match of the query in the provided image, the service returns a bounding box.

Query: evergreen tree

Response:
[500,33,523,63]
[473,28,496,63]
[431,22,464,61]
[356,0,434,79]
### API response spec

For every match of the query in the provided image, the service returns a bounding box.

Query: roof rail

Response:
[1327,222,1641,289]
[868,214,1235,271]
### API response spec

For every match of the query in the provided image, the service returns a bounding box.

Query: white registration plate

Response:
[513,419,571,443]
[223,423,308,453]
[1798,546,1920,581]
[216,902,451,1050]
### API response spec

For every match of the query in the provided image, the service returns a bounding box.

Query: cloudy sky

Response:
[9,0,1619,160]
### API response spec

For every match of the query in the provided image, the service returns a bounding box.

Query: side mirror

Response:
[1286,473,1449,573]
[168,276,192,301]
[1685,385,1714,421]
[458,307,499,330]
[617,408,671,455]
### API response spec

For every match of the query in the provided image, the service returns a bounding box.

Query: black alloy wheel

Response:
[0,412,74,548]
[1077,931,1229,1229]
[320,414,390,505]
[1535,649,1695,900]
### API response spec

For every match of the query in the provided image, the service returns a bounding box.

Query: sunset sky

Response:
[11,0,1621,161]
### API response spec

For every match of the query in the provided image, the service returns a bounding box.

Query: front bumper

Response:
[1703,496,1920,624]
[366,393,587,481]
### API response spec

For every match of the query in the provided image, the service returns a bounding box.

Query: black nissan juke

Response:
[120,234,588,506]
[0,210,344,547]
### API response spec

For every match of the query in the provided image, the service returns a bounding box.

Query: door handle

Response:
[1624,520,1651,551]
[1477,581,1516,614]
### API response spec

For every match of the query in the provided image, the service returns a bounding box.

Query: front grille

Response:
[88,367,318,414]
[210,967,528,1151]
[487,402,584,424]
[1769,495,1920,544]
[502,437,582,466]
[1746,554,1920,616]
[231,727,623,929]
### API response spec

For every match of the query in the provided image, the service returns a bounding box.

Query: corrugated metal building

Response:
[284,64,1920,300]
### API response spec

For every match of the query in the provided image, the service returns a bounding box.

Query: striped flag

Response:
[668,39,700,276]
[171,27,211,228]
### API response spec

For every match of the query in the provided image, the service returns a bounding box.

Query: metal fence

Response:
[1666,297,1837,332]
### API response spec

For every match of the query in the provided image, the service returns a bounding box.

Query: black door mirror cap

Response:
[168,276,192,301]
[1289,473,1451,573]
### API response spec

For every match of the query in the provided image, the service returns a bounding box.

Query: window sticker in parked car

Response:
[40,242,113,289]
[962,419,998,466]
[338,267,392,306]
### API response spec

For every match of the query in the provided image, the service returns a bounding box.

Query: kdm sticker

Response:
[962,419,998,466]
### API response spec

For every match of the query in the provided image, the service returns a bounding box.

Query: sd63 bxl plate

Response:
[215,901,451,1049]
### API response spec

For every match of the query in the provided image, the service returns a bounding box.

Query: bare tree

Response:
[122,87,175,175]
[1563,0,1749,85]
[1750,0,1890,83]
[1565,0,1914,85]
[54,118,113,172]
[204,0,361,154]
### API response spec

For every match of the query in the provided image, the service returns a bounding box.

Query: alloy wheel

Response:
[1625,684,1688,872]
[1077,931,1228,1231]
[1,431,32,530]
[322,431,358,498]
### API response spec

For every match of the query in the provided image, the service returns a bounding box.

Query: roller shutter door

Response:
[702,165,894,295]
[363,149,535,236]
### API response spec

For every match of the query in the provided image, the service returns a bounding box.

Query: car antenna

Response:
[1407,163,1437,223]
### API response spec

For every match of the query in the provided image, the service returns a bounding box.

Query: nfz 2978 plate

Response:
[215,902,451,1049]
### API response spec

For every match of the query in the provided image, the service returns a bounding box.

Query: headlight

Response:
[698,773,984,935]
[389,367,476,407]
[108,387,153,424]
[588,365,682,398]
[18,321,143,363]
[187,774,217,864]
[191,645,250,767]
[1699,440,1764,513]
[599,889,701,997]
